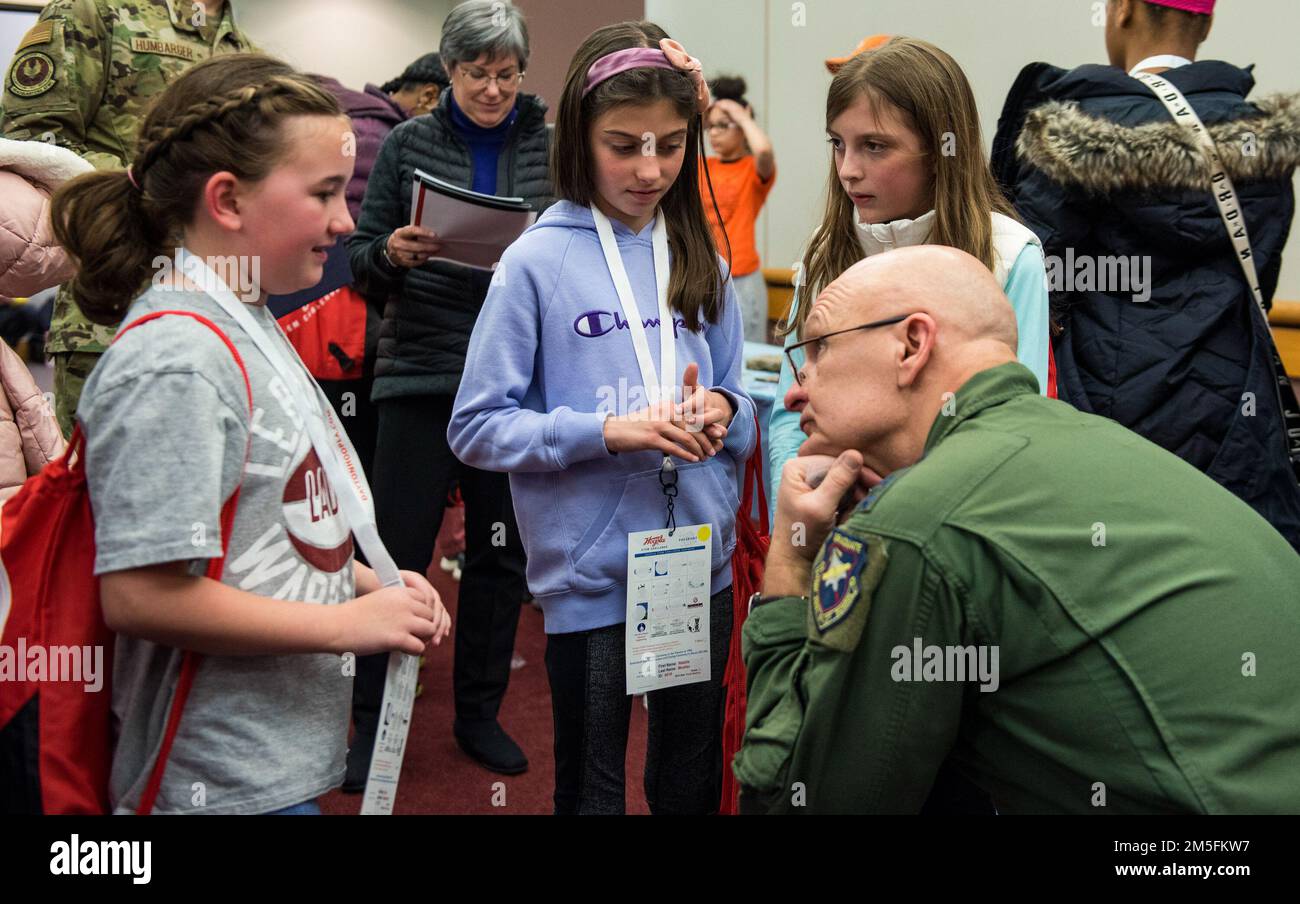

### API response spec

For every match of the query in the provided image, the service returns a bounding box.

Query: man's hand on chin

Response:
[764,449,869,596]
[798,435,885,522]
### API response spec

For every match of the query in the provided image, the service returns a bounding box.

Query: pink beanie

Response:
[1144,0,1215,13]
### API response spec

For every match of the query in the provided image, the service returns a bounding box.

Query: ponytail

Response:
[52,169,170,325]
[50,53,342,325]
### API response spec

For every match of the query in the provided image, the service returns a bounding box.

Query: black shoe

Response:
[454,719,528,775]
[342,732,375,794]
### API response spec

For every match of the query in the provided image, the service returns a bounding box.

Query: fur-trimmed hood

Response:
[1016,93,1300,195]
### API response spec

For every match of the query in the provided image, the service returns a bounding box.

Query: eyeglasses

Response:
[458,67,524,89]
[706,121,738,132]
[785,314,911,386]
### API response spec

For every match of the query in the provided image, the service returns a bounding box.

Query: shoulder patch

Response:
[16,21,58,53]
[807,530,889,652]
[8,51,57,98]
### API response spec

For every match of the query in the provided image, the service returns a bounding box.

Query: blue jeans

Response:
[265,799,321,815]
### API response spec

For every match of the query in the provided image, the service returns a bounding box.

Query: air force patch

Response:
[808,530,888,652]
[9,51,56,98]
[813,532,865,631]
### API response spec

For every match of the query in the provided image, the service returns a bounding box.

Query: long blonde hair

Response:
[784,37,1016,336]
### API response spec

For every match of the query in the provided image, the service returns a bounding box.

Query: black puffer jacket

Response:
[993,61,1300,552]
[348,90,553,400]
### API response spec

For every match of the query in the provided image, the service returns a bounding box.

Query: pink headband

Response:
[582,39,711,113]
[584,47,674,95]
[1144,0,1215,13]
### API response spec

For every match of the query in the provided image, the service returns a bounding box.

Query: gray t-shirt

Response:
[80,287,364,815]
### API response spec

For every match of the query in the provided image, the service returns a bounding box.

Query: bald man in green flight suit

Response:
[736,245,1300,815]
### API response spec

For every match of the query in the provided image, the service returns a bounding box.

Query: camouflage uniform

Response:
[0,0,254,437]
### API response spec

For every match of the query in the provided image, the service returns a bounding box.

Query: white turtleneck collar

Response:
[848,208,1040,286]
[856,209,936,257]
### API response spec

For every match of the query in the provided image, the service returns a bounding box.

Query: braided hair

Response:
[52,54,342,325]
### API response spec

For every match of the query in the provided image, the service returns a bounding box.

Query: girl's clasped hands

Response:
[602,362,734,462]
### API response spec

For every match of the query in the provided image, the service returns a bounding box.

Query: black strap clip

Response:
[658,457,678,535]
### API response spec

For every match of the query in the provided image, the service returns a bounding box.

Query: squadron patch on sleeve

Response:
[8,51,57,98]
[807,530,889,653]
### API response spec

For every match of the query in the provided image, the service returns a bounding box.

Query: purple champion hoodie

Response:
[448,200,758,634]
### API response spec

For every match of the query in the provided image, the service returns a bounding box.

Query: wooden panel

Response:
[1270,301,1300,378]
[764,267,795,323]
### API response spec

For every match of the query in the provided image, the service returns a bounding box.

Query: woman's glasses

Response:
[459,67,524,89]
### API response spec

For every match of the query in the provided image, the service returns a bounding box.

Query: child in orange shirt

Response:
[700,75,776,343]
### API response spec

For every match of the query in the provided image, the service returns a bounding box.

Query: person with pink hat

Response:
[992,0,1300,553]
[1103,0,1216,75]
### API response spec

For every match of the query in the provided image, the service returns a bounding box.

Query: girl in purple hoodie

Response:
[449,22,756,814]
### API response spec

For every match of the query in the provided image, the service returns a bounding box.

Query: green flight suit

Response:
[736,362,1300,815]
[0,0,254,436]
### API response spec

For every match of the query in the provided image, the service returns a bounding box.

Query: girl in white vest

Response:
[768,37,1050,496]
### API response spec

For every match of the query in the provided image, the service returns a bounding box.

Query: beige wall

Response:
[231,0,640,120]
[12,1,1298,292]
[515,0,643,121]
[646,0,1300,299]
[230,0,456,90]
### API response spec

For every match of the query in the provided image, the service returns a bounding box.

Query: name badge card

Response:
[625,523,712,694]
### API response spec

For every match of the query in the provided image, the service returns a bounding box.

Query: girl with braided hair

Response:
[50,53,450,815]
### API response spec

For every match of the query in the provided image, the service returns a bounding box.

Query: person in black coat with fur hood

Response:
[993,0,1300,553]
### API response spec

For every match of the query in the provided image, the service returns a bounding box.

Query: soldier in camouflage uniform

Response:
[1,0,254,437]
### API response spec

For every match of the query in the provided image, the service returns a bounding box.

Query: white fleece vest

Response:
[855,209,1041,287]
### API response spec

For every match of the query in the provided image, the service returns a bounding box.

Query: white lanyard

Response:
[175,249,419,816]
[1134,73,1300,469]
[174,248,402,589]
[591,207,676,404]
[1132,73,1266,315]
[1129,54,1192,77]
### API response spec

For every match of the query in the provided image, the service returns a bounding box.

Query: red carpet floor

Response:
[321,524,651,815]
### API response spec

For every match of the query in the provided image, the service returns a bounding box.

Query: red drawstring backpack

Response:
[276,285,368,382]
[721,416,769,815]
[1046,343,1058,399]
[0,311,251,814]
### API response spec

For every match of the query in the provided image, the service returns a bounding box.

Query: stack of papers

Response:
[409,169,537,271]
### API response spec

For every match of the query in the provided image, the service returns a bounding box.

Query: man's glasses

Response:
[785,314,910,386]
[459,68,523,89]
